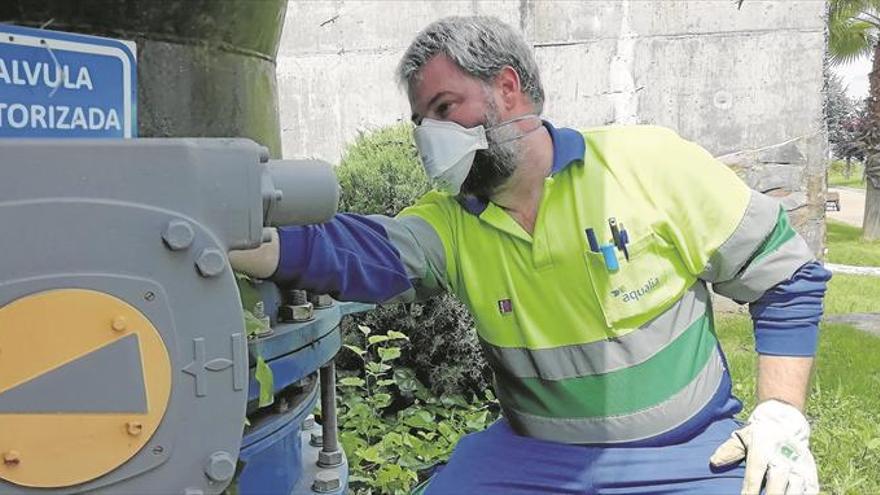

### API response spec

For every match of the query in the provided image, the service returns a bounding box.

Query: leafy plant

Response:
[337,324,499,495]
[336,123,492,395]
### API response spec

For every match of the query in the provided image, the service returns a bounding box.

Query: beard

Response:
[458,101,523,200]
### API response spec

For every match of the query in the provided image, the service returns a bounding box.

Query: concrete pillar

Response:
[1,0,287,157]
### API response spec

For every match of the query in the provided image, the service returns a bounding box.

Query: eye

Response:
[436,102,452,118]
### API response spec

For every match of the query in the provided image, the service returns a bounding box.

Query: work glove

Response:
[709,399,819,495]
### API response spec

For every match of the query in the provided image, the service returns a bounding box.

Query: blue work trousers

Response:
[422,418,746,494]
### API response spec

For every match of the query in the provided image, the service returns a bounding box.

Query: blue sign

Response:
[0,24,136,138]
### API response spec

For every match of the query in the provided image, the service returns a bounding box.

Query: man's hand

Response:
[228,228,280,279]
[709,400,818,495]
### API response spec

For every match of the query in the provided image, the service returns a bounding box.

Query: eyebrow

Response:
[411,91,453,124]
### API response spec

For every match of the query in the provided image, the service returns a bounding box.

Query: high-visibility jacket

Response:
[275,122,828,445]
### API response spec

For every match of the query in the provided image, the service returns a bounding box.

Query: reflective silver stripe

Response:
[481,283,709,380]
[713,234,814,303]
[701,190,779,283]
[501,347,726,444]
[368,214,448,302]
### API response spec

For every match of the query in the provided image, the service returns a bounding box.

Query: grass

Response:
[718,315,880,495]
[828,160,867,189]
[825,221,880,267]
[825,274,880,314]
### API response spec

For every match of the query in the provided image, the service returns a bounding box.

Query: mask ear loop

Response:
[488,115,544,145]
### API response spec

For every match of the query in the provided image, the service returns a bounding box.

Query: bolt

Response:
[310,431,323,447]
[126,421,143,436]
[317,449,343,468]
[302,415,316,430]
[3,451,20,466]
[204,451,236,482]
[195,248,226,278]
[287,289,308,305]
[309,293,334,309]
[278,303,314,323]
[259,146,271,163]
[312,471,341,493]
[111,316,127,332]
[144,291,156,302]
[152,445,165,455]
[162,220,195,251]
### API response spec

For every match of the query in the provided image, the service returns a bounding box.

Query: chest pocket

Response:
[584,232,691,328]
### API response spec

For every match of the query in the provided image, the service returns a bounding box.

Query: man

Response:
[231,16,829,495]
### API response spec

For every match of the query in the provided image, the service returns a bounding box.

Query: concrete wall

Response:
[276,0,827,251]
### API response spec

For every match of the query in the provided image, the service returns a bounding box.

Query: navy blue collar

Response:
[456,120,586,216]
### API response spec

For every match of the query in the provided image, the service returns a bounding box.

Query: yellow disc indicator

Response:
[0,289,172,488]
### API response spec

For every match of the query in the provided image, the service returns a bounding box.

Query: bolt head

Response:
[204,451,236,482]
[312,471,341,493]
[126,421,143,436]
[3,451,20,466]
[111,316,127,332]
[195,249,227,277]
[162,220,195,251]
[317,449,343,468]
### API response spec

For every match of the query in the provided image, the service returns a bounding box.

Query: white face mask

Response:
[413,114,538,195]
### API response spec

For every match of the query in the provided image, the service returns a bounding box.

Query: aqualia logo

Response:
[611,277,660,303]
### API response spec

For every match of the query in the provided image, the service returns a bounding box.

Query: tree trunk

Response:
[865,181,880,240]
[864,43,880,240]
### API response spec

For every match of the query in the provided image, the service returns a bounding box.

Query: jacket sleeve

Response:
[271,208,450,304]
[635,127,829,357]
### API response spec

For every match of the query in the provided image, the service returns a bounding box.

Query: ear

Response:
[493,66,523,111]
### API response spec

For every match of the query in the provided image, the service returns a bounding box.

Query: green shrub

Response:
[336,123,493,396]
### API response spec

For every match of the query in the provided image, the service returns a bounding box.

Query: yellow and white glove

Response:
[709,400,819,495]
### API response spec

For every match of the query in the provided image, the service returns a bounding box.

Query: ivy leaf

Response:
[344,344,366,357]
[372,393,393,408]
[339,376,365,387]
[243,309,270,338]
[386,330,409,341]
[255,355,274,408]
[368,335,390,345]
[366,361,392,374]
[378,346,402,362]
[358,325,372,336]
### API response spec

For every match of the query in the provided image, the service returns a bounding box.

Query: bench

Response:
[826,191,840,211]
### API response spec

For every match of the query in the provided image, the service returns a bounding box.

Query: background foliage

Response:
[335,123,493,396]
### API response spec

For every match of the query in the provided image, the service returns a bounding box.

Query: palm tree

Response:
[829,0,880,240]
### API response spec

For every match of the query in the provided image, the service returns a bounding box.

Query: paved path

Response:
[825,262,880,277]
[824,313,880,337]
[827,187,866,227]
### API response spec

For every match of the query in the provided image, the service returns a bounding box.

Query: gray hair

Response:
[397,16,545,114]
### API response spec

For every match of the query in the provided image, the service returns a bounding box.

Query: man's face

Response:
[410,55,523,198]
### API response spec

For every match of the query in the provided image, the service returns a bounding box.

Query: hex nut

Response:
[310,431,323,447]
[162,220,195,251]
[312,471,341,493]
[317,449,343,468]
[204,451,236,482]
[310,294,334,309]
[278,303,314,322]
[195,249,227,277]
[302,415,316,430]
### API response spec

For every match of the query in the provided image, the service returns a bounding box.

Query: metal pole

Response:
[318,361,341,466]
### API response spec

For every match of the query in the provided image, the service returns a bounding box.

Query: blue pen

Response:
[619,224,630,261]
[585,228,600,252]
